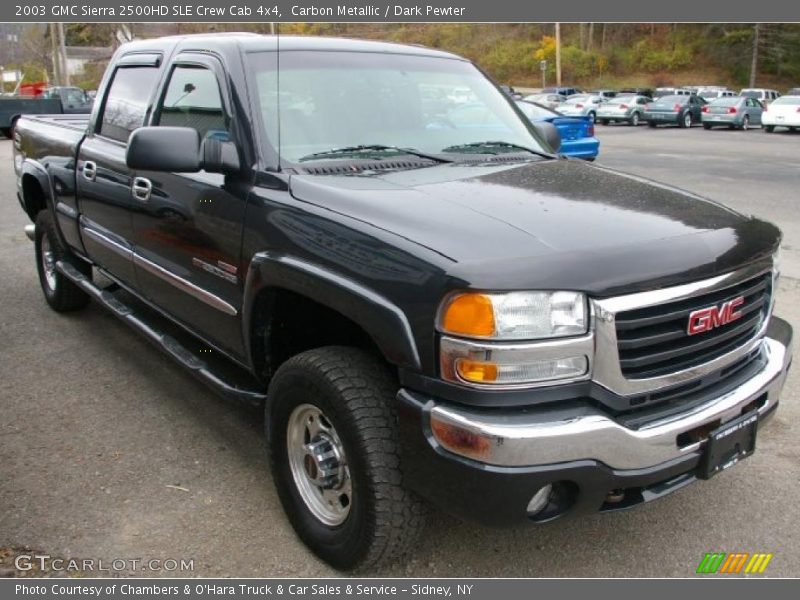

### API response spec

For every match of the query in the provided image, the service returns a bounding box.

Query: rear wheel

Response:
[648,122,657,128]
[703,123,712,130]
[764,125,775,133]
[680,112,692,128]
[268,347,427,571]
[630,112,640,127]
[35,211,91,312]
[599,119,609,125]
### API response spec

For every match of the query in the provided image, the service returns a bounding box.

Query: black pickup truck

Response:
[13,34,792,570]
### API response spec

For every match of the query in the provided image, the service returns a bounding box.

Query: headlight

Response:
[437,291,587,340]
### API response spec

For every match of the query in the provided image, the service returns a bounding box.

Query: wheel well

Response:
[21,174,47,220]
[250,288,387,383]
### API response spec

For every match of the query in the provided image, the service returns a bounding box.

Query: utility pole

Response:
[749,23,760,88]
[57,22,70,86]
[555,22,562,87]
[50,23,61,86]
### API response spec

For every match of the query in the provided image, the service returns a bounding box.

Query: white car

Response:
[556,94,605,122]
[762,95,800,132]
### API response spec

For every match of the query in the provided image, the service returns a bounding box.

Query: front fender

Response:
[243,252,422,372]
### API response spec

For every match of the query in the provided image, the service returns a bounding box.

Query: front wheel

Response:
[703,123,712,130]
[764,125,775,133]
[648,121,657,128]
[741,115,750,131]
[599,119,609,125]
[588,111,596,124]
[268,347,427,571]
[35,211,91,312]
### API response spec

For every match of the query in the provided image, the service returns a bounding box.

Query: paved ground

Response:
[1,126,799,578]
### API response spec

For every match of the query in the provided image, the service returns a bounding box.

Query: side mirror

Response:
[127,127,201,172]
[533,122,562,154]
[127,127,241,174]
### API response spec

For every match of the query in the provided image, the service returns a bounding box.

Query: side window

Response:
[156,65,228,139]
[99,67,159,142]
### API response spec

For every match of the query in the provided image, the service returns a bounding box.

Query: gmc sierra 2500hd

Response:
[13,34,792,571]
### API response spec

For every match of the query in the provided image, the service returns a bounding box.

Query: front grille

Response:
[616,273,771,379]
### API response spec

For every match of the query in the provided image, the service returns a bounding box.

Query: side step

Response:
[56,260,267,407]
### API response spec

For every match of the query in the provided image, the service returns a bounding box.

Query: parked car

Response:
[619,87,654,98]
[596,95,650,126]
[523,93,566,110]
[653,87,693,98]
[499,84,523,100]
[1,85,93,138]
[588,89,617,100]
[644,94,706,128]
[762,95,800,132]
[786,87,800,96]
[701,96,763,130]
[12,33,791,572]
[556,94,605,122]
[41,86,94,114]
[740,88,781,104]
[698,88,737,101]
[542,86,582,97]
[516,100,599,160]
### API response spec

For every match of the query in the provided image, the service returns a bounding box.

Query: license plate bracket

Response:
[698,411,758,480]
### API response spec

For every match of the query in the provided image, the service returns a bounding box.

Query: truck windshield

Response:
[247,50,546,164]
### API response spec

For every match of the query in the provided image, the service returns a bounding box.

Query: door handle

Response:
[132,177,152,202]
[83,161,96,181]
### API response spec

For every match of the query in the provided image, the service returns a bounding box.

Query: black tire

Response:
[648,121,657,128]
[599,119,609,125]
[267,346,427,571]
[679,111,692,128]
[764,125,774,133]
[703,123,712,130]
[34,211,91,312]
[630,112,640,127]
[0,127,11,139]
[741,116,750,131]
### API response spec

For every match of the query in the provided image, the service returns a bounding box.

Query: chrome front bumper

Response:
[429,324,792,471]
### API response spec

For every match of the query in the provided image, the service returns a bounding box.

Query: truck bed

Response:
[20,113,90,133]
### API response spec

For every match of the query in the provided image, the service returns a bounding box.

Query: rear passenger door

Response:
[130,54,251,356]
[77,55,163,287]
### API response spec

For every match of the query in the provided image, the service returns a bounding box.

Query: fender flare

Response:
[20,159,54,218]
[243,252,422,372]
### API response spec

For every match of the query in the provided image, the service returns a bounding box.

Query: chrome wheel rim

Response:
[287,404,352,526]
[40,235,57,291]
[684,113,692,127]
[743,117,749,130]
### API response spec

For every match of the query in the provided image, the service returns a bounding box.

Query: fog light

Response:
[526,484,553,516]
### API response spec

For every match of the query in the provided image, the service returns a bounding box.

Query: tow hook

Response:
[605,489,626,504]
[24,224,35,242]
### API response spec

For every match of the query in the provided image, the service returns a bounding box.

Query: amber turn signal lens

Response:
[456,359,498,383]
[441,293,496,337]
[430,417,492,460]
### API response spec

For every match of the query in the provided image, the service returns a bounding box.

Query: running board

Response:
[55,260,267,407]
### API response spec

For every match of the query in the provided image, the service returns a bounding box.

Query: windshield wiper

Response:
[441,141,552,158]
[298,144,451,163]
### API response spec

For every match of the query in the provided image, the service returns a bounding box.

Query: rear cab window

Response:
[98,66,160,142]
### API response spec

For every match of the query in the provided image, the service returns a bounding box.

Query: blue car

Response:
[516,100,600,160]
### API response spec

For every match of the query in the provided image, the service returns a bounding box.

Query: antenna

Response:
[276,23,281,171]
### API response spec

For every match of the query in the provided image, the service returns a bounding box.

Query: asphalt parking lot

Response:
[1,126,799,578]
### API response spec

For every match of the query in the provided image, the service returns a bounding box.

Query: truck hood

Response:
[288,159,778,295]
